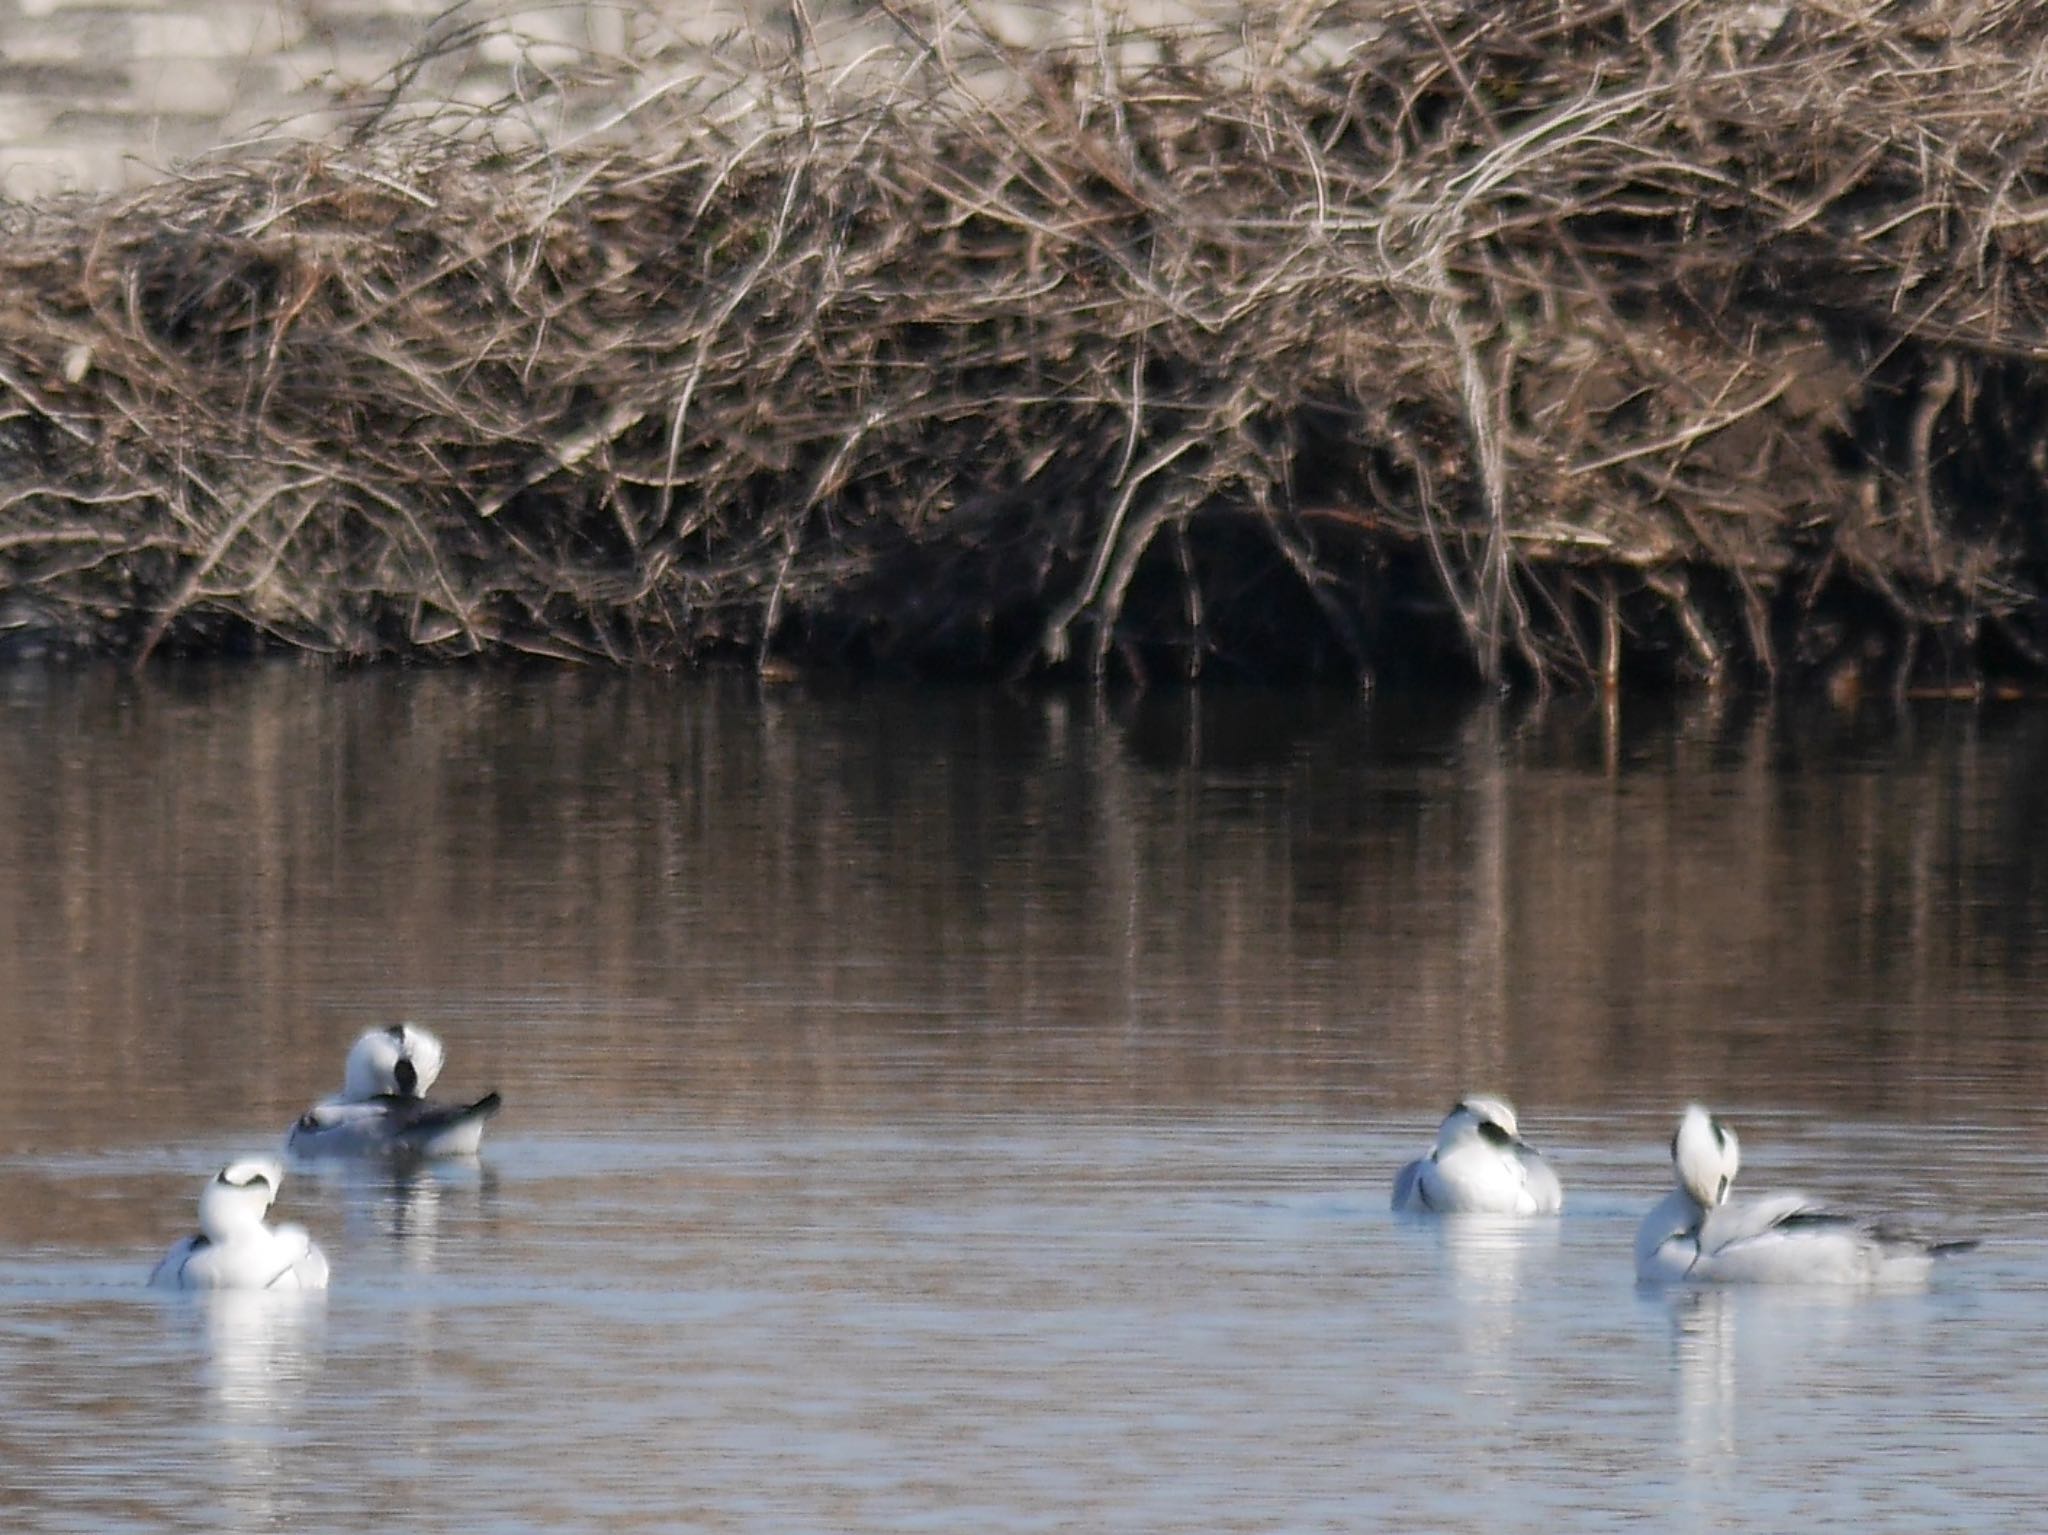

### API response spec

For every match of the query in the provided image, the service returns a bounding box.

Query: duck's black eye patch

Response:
[395,1058,418,1094]
[1711,1116,1729,1150]
[1478,1121,1514,1148]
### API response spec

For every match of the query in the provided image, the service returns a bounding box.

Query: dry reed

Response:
[4,1,2048,688]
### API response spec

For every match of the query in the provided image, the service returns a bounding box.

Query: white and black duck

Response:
[1392,1095,1564,1215]
[1635,1104,1975,1285]
[287,1023,501,1159]
[149,1157,330,1290]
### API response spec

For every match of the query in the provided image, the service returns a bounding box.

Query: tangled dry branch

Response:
[5,0,2048,689]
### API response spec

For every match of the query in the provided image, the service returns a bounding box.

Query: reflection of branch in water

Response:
[10,673,2048,1144]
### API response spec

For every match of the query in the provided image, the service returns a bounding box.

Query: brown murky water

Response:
[2,668,2045,1531]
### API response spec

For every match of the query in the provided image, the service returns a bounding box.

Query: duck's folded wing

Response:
[291,1090,501,1156]
[369,1091,503,1154]
[265,1224,330,1290]
[1860,1218,1980,1259]
[148,1233,207,1288]
[377,1091,501,1134]
[297,1099,392,1132]
[1391,1157,1429,1211]
[1517,1146,1564,1212]
[1699,1191,1825,1256]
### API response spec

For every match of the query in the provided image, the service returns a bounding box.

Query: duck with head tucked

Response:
[1392,1095,1564,1215]
[287,1022,502,1159]
[150,1157,330,1290]
[1635,1104,1975,1285]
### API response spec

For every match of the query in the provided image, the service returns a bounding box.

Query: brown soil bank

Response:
[3,1,2047,689]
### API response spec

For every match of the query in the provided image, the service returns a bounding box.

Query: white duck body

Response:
[1393,1096,1564,1215]
[150,1158,330,1291]
[1635,1106,1973,1286]
[287,1023,501,1159]
[290,1092,501,1158]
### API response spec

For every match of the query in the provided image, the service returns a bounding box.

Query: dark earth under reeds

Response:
[5,0,2048,690]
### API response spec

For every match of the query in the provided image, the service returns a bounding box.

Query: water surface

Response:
[2,671,2045,1531]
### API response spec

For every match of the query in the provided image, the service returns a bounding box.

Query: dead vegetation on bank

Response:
[4,1,2048,687]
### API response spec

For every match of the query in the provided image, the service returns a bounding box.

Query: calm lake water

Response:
[2,668,2046,1532]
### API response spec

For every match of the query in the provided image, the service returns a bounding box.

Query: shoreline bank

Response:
[3,2,2045,690]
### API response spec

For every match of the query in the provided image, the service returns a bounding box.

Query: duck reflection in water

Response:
[186,1289,325,1532]
[1664,1282,1872,1487]
[1669,1288,1740,1475]
[202,1286,324,1411]
[297,1156,498,1274]
[1435,1214,1561,1406]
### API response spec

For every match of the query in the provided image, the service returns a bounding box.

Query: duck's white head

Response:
[1672,1104,1740,1209]
[1443,1095,1521,1143]
[342,1023,446,1099]
[197,1157,284,1240]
